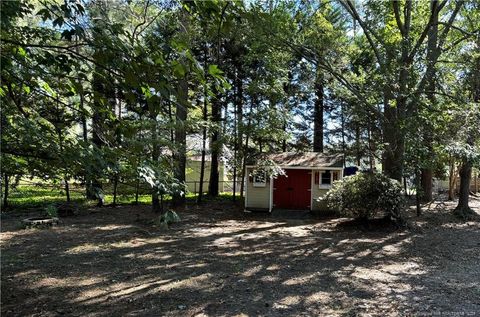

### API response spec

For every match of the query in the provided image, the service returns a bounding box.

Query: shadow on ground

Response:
[1,197,479,316]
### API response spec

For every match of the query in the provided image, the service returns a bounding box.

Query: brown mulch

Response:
[1,197,479,317]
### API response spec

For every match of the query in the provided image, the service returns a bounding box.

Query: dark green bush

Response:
[322,172,404,220]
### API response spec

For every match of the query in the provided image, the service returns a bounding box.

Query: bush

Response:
[44,204,58,218]
[160,210,181,224]
[155,210,181,229]
[322,172,404,221]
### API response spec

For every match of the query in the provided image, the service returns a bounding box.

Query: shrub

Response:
[322,172,404,221]
[155,210,181,229]
[44,204,58,218]
[160,210,181,224]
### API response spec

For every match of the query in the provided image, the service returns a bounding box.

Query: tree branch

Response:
[407,0,439,62]
[1,38,88,49]
[437,1,466,50]
[338,0,385,68]
[392,1,405,37]
[409,1,464,111]
[1,38,123,78]
[132,0,151,43]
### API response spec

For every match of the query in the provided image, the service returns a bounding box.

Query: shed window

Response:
[320,170,331,187]
[319,170,340,188]
[253,171,266,187]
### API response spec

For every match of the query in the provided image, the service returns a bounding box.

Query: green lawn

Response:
[3,184,236,211]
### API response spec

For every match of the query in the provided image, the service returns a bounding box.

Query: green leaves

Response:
[16,46,27,57]
[323,173,404,221]
[138,162,186,197]
[208,64,223,78]
[40,81,56,97]
[22,84,30,94]
[172,60,187,77]
[37,8,51,21]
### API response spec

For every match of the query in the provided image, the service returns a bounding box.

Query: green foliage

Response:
[5,184,236,212]
[443,104,480,164]
[2,0,477,214]
[323,173,404,221]
[158,210,181,226]
[44,204,58,218]
[251,158,285,179]
[138,162,186,197]
[8,185,85,209]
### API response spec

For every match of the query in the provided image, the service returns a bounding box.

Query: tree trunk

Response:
[197,107,207,203]
[135,178,140,205]
[90,11,116,205]
[240,102,253,200]
[65,178,71,203]
[208,15,224,198]
[172,76,188,207]
[383,85,405,182]
[415,170,421,216]
[420,0,439,202]
[355,125,361,166]
[76,27,93,200]
[112,175,118,205]
[232,78,238,202]
[237,69,245,198]
[91,68,106,205]
[420,169,433,201]
[367,125,374,170]
[3,173,9,209]
[151,115,161,214]
[448,160,456,201]
[384,25,407,182]
[198,45,209,204]
[455,161,472,212]
[80,89,94,199]
[172,7,189,207]
[232,67,244,202]
[208,92,221,197]
[313,68,324,152]
[341,102,346,167]
[455,27,480,214]
[152,191,161,213]
[168,98,174,143]
[282,70,293,153]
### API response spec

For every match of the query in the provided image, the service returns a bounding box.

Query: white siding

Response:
[245,167,270,209]
[311,169,342,211]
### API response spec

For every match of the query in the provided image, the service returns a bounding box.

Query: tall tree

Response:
[172,7,189,207]
[420,0,440,202]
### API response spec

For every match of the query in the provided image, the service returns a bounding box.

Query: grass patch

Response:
[3,185,239,212]
[6,186,85,210]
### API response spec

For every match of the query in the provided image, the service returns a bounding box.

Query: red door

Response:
[273,169,311,210]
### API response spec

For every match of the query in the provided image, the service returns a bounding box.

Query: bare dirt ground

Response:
[1,196,479,317]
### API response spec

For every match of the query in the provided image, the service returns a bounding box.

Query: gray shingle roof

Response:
[262,152,343,168]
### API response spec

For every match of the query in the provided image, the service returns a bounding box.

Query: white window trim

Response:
[253,171,267,188]
[319,170,339,189]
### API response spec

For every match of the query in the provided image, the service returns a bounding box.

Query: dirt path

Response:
[1,198,479,316]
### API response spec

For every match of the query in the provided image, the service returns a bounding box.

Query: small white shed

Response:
[245,152,344,212]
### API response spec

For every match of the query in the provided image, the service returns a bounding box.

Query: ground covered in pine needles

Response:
[1,196,479,317]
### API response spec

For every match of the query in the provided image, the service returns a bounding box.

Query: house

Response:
[245,152,344,212]
[185,155,228,193]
